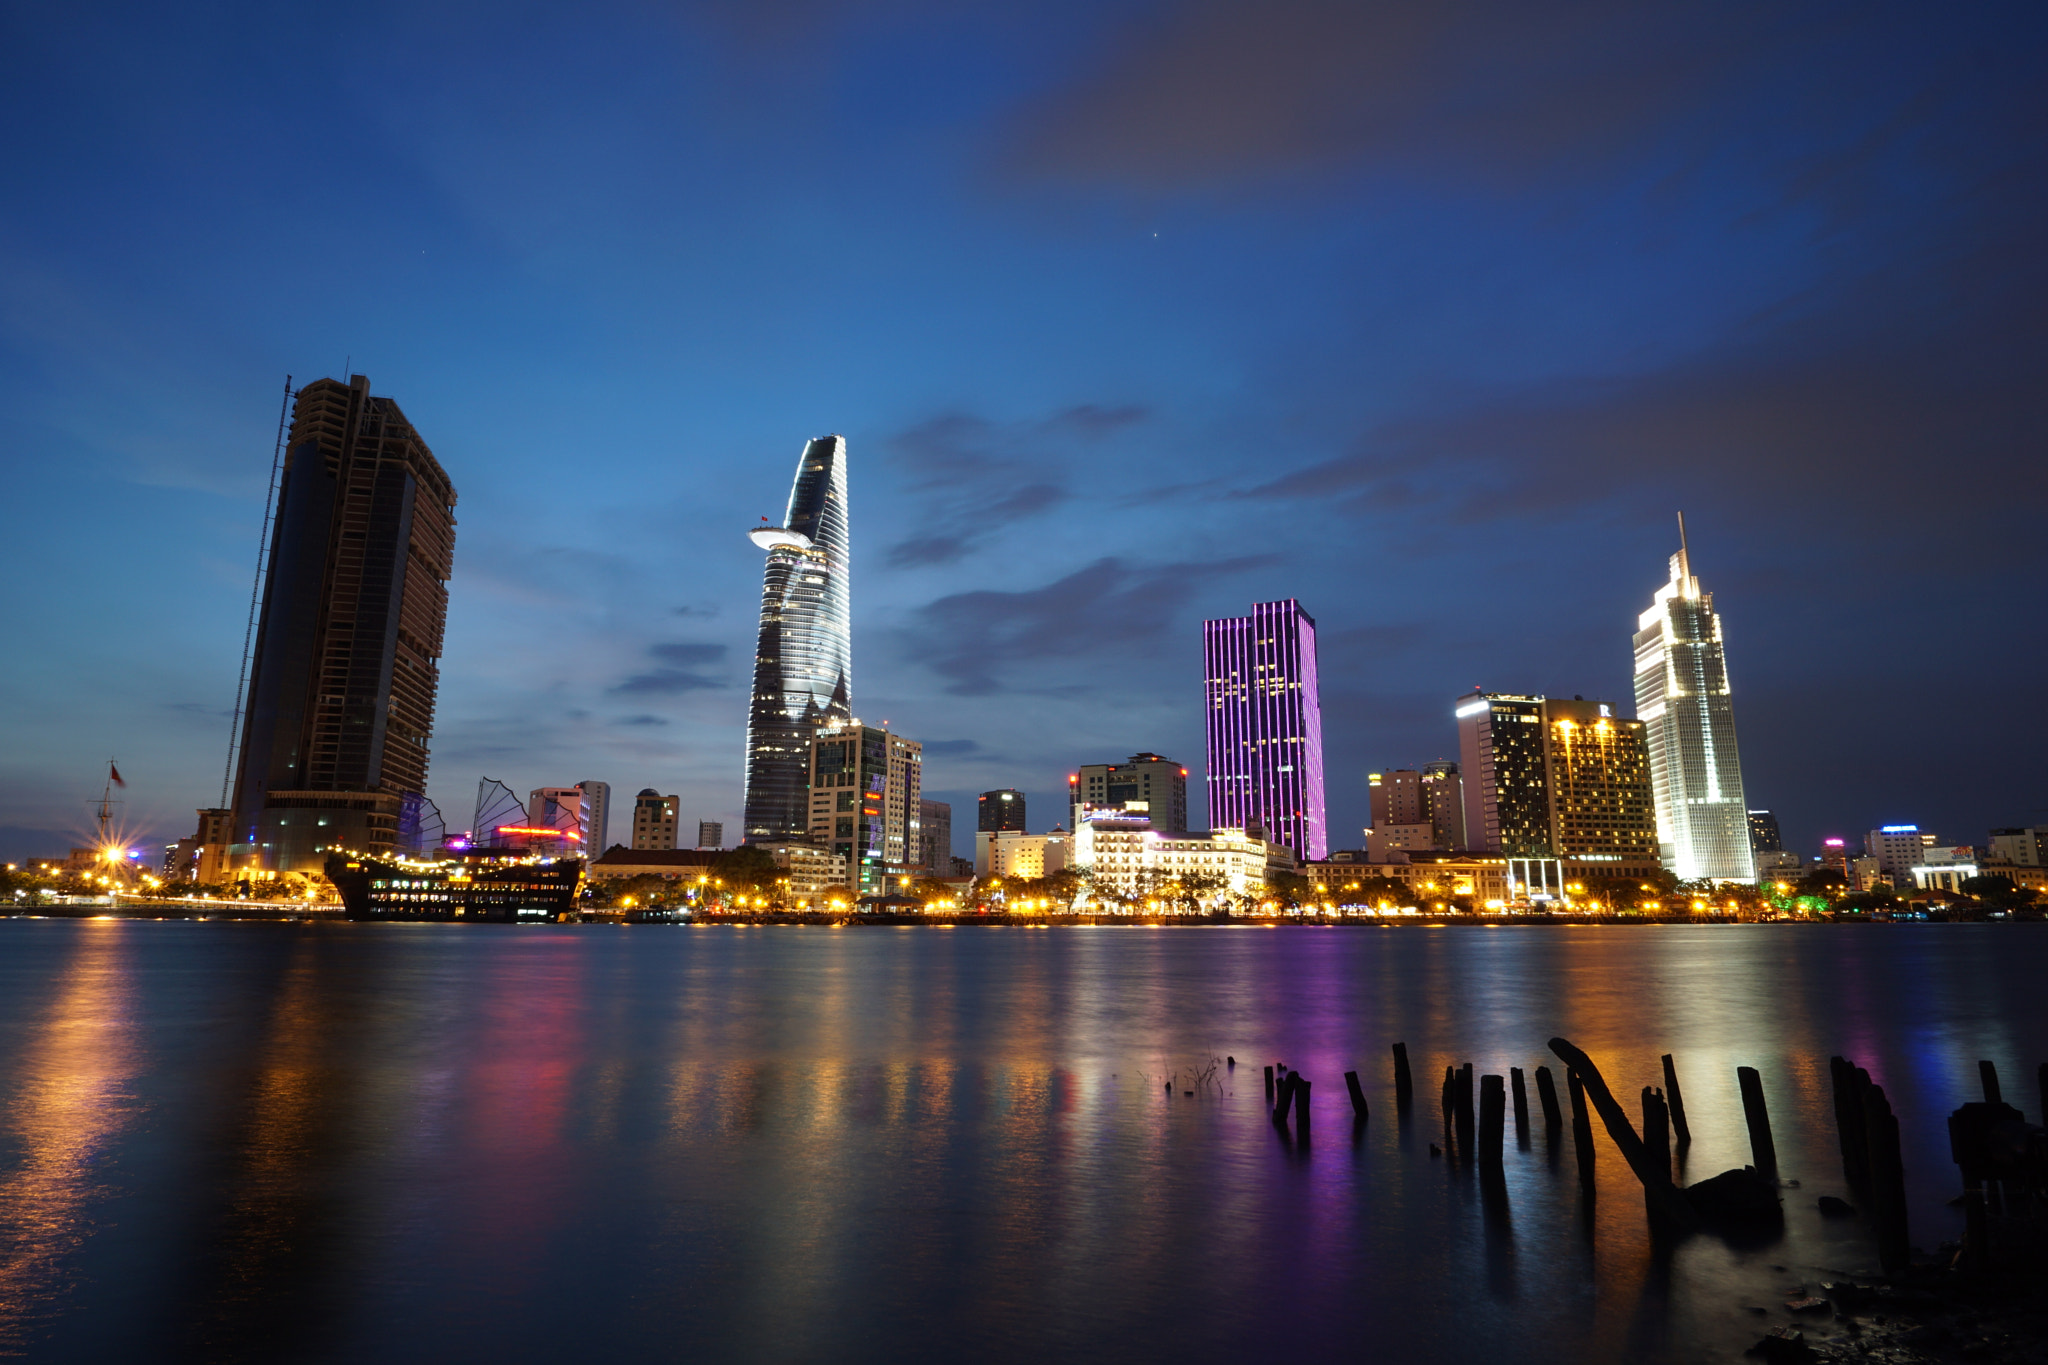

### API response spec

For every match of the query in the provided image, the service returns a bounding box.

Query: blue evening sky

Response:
[2,1,2043,861]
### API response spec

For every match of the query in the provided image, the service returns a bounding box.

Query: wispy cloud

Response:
[883,404,1150,568]
[610,641,729,695]
[904,554,1274,695]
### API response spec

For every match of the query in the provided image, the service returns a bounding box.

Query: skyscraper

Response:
[1204,600,1327,862]
[1747,810,1782,854]
[1422,760,1466,850]
[743,435,852,843]
[1632,519,1755,881]
[228,376,456,872]
[979,789,1027,833]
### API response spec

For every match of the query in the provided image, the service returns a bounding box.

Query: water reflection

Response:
[0,922,2041,1363]
[0,922,136,1354]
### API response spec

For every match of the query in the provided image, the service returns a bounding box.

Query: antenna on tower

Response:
[1677,510,1690,555]
[221,376,294,809]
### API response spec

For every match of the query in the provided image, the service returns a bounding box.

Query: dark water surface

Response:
[1,920,2041,1363]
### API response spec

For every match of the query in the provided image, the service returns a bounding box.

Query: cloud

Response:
[905,554,1275,695]
[610,641,728,694]
[919,738,981,756]
[162,701,231,719]
[609,714,671,727]
[1000,0,1805,190]
[883,404,1150,568]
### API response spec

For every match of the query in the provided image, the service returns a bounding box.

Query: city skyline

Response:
[4,5,2044,863]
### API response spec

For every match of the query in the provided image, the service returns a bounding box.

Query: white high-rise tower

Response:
[1631,515,1755,882]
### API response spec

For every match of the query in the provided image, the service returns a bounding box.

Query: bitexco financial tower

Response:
[742,436,852,842]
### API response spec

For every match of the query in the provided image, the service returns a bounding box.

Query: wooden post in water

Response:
[1273,1072,1296,1129]
[1567,1069,1596,1195]
[1510,1067,1530,1146]
[1549,1038,1699,1230]
[1297,1077,1312,1140]
[1979,1060,2002,1104]
[1641,1086,1673,1229]
[1479,1074,1506,1168]
[1737,1066,1777,1178]
[1535,1065,1563,1132]
[1265,1065,1275,1105]
[1455,1063,1476,1158]
[1830,1056,1870,1189]
[1660,1054,1691,1147]
[1392,1042,1413,1111]
[1345,1069,1368,1122]
[1641,1086,1670,1184]
[1861,1080,1910,1272]
[1441,1065,1456,1133]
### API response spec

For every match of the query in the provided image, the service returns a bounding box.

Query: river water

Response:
[0,920,2040,1363]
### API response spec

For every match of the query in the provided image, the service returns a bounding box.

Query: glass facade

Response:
[1203,600,1327,862]
[743,436,852,842]
[1632,542,1755,882]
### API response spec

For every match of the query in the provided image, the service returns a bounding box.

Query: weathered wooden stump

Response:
[1661,1053,1691,1147]
[1737,1066,1777,1178]
[1535,1064,1563,1132]
[1392,1041,1413,1111]
[1344,1069,1368,1121]
[1510,1067,1530,1146]
[1479,1074,1506,1168]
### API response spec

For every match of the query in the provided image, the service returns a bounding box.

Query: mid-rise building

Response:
[1069,754,1188,834]
[528,786,588,855]
[1203,599,1327,862]
[227,376,457,871]
[577,781,609,855]
[1866,825,1935,884]
[917,799,951,872]
[1369,770,1425,827]
[743,435,852,843]
[1422,760,1465,850]
[1073,809,1287,910]
[751,840,850,902]
[979,789,1026,833]
[1988,826,2045,866]
[807,718,921,896]
[1748,810,1782,854]
[974,828,1071,880]
[1631,520,1754,881]
[698,820,723,850]
[1753,850,1805,884]
[1364,822,1436,861]
[631,790,680,850]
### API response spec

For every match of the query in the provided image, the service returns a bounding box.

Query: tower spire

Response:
[1675,510,1691,580]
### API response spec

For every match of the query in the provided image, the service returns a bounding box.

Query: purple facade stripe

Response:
[1203,600,1328,862]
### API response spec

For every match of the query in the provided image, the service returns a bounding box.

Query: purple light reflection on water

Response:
[0,921,2041,1363]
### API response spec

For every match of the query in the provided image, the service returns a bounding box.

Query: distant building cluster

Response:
[154,391,2034,917]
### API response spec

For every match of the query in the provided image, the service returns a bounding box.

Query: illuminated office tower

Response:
[917,800,951,872]
[743,435,852,842]
[1204,600,1327,861]
[228,376,457,871]
[1747,810,1782,855]
[577,781,609,855]
[1631,519,1755,881]
[1455,693,1552,856]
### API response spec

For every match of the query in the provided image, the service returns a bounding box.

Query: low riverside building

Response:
[1307,850,1512,908]
[587,847,726,883]
[754,840,851,902]
[1073,808,1290,911]
[973,828,1071,880]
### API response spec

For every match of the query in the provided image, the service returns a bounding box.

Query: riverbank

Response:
[9,904,2038,926]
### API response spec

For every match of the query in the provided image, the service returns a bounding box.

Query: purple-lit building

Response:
[1203,600,1327,862]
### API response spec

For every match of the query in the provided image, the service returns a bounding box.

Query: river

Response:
[0,919,2039,1363]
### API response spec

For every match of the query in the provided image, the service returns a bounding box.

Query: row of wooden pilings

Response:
[1246,1039,2048,1271]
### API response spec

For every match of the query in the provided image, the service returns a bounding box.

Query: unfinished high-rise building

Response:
[229,376,457,872]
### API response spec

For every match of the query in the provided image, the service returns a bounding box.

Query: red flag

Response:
[109,763,126,788]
